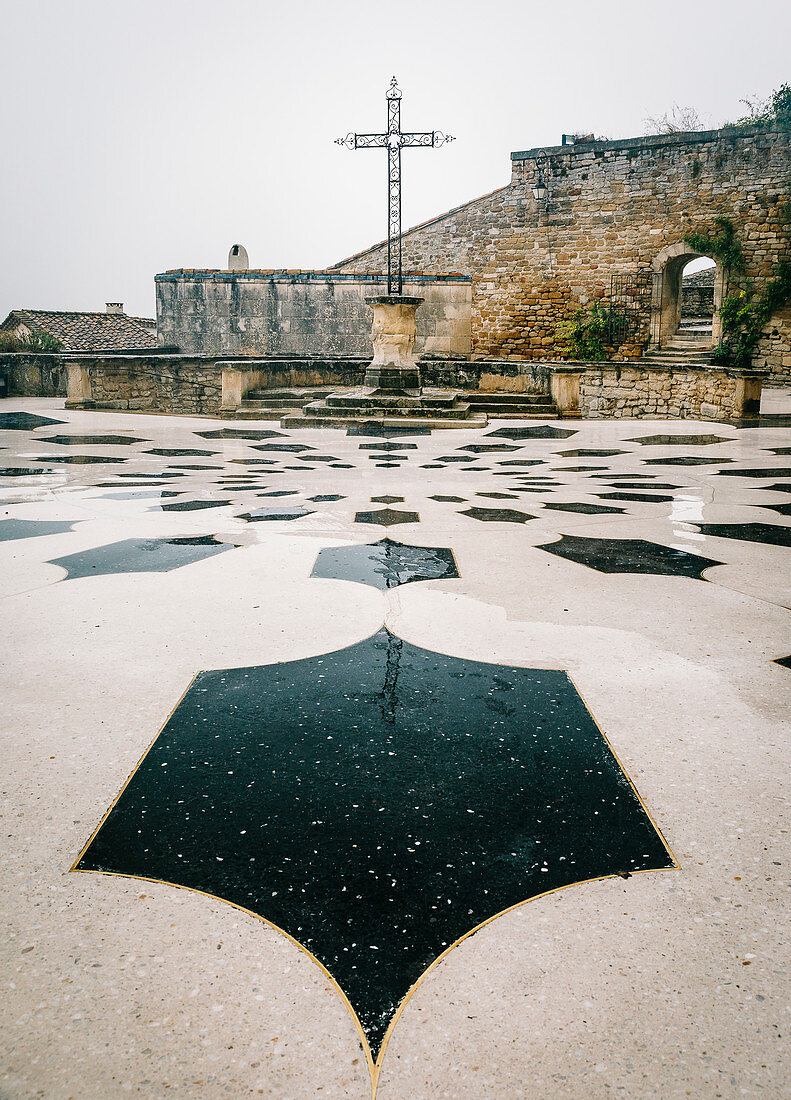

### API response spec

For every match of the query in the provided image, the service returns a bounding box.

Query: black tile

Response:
[0,466,51,477]
[165,464,224,471]
[0,519,76,541]
[229,458,277,465]
[485,425,577,440]
[435,456,471,463]
[773,655,791,669]
[310,494,346,502]
[76,628,672,1064]
[459,444,521,453]
[196,429,285,440]
[429,495,465,503]
[145,448,217,457]
[238,507,313,522]
[161,500,231,512]
[116,472,182,479]
[715,467,791,479]
[536,535,721,578]
[33,454,127,465]
[42,435,148,446]
[461,507,535,524]
[370,496,404,504]
[595,492,676,503]
[553,448,627,457]
[590,472,656,479]
[552,465,609,472]
[605,482,683,490]
[627,434,732,446]
[0,412,65,430]
[48,536,232,580]
[312,538,458,589]
[692,522,791,548]
[296,456,341,463]
[496,460,545,468]
[251,443,315,453]
[359,442,417,452]
[355,508,419,527]
[346,425,431,437]
[476,491,520,500]
[542,502,627,515]
[642,457,733,466]
[764,502,791,516]
[258,490,300,497]
[375,462,400,468]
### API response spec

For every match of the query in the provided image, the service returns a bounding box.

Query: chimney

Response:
[106,302,124,315]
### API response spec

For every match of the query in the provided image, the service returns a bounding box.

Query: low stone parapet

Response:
[578,361,765,419]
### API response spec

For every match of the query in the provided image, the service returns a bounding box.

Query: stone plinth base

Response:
[364,296,423,393]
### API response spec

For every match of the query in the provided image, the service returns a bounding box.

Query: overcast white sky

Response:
[1,0,788,320]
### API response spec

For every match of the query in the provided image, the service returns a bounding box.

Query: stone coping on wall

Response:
[156,270,471,283]
[510,124,781,161]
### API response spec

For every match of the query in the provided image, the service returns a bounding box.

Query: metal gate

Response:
[609,272,662,348]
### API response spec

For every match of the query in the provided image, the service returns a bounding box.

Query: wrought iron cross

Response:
[336,77,454,295]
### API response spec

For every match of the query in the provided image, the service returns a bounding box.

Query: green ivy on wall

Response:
[685,202,791,368]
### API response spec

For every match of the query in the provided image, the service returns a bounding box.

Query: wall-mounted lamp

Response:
[532,153,550,202]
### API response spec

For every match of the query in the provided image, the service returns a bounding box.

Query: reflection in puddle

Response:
[312,537,458,589]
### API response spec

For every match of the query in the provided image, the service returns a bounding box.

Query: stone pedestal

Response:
[364,296,423,393]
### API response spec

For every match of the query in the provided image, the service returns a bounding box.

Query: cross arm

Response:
[400,130,455,148]
[335,132,388,149]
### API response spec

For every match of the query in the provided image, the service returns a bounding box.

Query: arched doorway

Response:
[651,242,724,349]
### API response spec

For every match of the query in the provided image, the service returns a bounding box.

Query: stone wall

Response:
[156,271,471,359]
[0,354,66,396]
[579,364,763,419]
[681,284,714,317]
[756,304,791,381]
[67,356,222,416]
[333,127,791,378]
[64,354,552,417]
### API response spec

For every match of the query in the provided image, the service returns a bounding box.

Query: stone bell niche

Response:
[228,244,249,271]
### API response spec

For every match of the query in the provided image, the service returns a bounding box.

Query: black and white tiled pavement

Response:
[2,398,790,1099]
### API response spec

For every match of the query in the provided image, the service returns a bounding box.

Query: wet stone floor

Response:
[1,398,790,1100]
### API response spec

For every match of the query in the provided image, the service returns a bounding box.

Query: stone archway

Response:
[651,242,724,348]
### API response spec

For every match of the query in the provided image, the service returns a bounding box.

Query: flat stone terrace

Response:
[1,397,790,1099]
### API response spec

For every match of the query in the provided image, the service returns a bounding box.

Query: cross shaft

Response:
[336,77,454,295]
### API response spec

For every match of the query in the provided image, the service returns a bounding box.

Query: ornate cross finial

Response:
[336,78,454,295]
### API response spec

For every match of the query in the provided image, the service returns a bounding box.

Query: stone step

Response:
[245,389,333,404]
[281,412,489,430]
[467,404,559,417]
[302,400,474,419]
[464,391,551,405]
[320,388,460,410]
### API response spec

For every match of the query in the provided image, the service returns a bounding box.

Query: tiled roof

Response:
[1,309,158,351]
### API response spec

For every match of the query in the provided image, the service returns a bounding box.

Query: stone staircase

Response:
[640,319,715,368]
[280,388,488,429]
[464,391,559,418]
[235,385,559,426]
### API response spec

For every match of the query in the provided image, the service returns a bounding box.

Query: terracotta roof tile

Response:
[1,310,158,352]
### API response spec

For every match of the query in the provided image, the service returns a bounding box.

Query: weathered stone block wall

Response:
[681,284,714,317]
[76,356,222,415]
[156,272,471,359]
[334,128,791,377]
[756,304,791,380]
[0,354,66,396]
[580,364,761,419]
